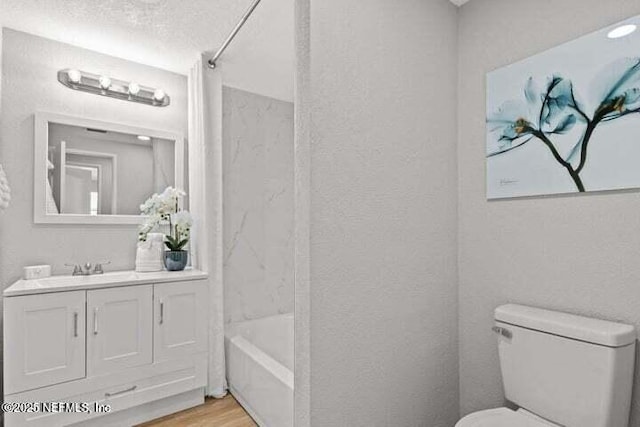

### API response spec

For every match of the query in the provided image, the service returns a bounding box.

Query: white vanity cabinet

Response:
[3,270,208,427]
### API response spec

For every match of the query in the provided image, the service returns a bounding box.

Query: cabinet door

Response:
[154,280,207,362]
[87,285,152,376]
[4,291,85,394]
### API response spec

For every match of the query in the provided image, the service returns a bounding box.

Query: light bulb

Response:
[98,75,111,90]
[153,88,166,101]
[67,69,82,84]
[128,82,141,95]
[608,24,637,39]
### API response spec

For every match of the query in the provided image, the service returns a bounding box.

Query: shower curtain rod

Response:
[208,0,262,69]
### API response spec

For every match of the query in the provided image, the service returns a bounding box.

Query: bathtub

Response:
[225,313,293,427]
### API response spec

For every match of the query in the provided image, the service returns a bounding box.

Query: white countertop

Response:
[4,269,208,297]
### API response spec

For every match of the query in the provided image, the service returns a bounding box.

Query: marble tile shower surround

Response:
[222,86,294,324]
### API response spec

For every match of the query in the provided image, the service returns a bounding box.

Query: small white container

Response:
[135,232,165,272]
[23,265,51,280]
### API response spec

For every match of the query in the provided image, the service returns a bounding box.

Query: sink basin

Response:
[32,271,141,288]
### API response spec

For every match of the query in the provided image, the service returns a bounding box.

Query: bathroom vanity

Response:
[3,269,208,426]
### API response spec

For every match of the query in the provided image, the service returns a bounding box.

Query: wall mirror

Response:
[34,112,184,224]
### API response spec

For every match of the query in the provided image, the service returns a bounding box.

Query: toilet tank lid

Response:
[495,304,636,348]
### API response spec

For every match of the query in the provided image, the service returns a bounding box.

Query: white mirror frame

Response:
[34,111,185,225]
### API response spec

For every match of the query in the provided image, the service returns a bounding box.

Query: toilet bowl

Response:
[456,304,636,427]
[456,408,558,427]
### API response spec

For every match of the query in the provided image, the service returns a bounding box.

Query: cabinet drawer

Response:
[5,357,207,427]
[4,291,86,394]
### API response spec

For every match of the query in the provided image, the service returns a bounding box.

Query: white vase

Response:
[135,232,165,272]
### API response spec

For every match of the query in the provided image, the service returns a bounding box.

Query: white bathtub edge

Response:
[229,335,294,389]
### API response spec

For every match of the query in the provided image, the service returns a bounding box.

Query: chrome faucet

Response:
[67,262,110,276]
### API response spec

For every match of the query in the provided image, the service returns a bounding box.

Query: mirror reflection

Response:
[45,122,176,216]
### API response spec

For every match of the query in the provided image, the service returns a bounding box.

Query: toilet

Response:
[456,304,637,427]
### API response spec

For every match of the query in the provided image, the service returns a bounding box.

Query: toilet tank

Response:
[495,304,636,427]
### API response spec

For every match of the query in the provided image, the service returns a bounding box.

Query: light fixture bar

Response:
[57,69,170,107]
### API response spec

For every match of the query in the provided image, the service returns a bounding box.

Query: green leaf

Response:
[167,239,186,251]
[162,232,190,251]
[176,239,189,250]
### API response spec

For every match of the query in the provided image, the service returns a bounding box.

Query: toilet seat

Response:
[455,408,559,427]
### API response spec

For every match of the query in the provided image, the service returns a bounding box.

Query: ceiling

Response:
[0,0,294,99]
[0,0,471,101]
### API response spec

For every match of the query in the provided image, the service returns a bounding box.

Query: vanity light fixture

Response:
[137,135,151,141]
[98,75,111,90]
[57,69,170,107]
[607,24,637,39]
[128,82,141,95]
[67,69,82,84]
[153,88,166,102]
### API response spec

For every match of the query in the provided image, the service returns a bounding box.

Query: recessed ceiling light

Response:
[607,24,637,39]
[137,135,151,141]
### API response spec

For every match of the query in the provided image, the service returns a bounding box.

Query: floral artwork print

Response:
[486,19,640,199]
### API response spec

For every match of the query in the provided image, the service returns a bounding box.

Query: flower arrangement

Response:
[139,187,193,253]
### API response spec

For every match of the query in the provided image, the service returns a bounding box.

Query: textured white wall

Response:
[302,0,460,425]
[222,86,294,324]
[0,29,187,349]
[458,0,640,423]
[293,0,311,425]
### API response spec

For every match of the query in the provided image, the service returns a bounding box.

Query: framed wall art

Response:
[487,16,640,199]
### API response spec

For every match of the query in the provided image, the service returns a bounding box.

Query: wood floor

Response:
[137,394,257,427]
